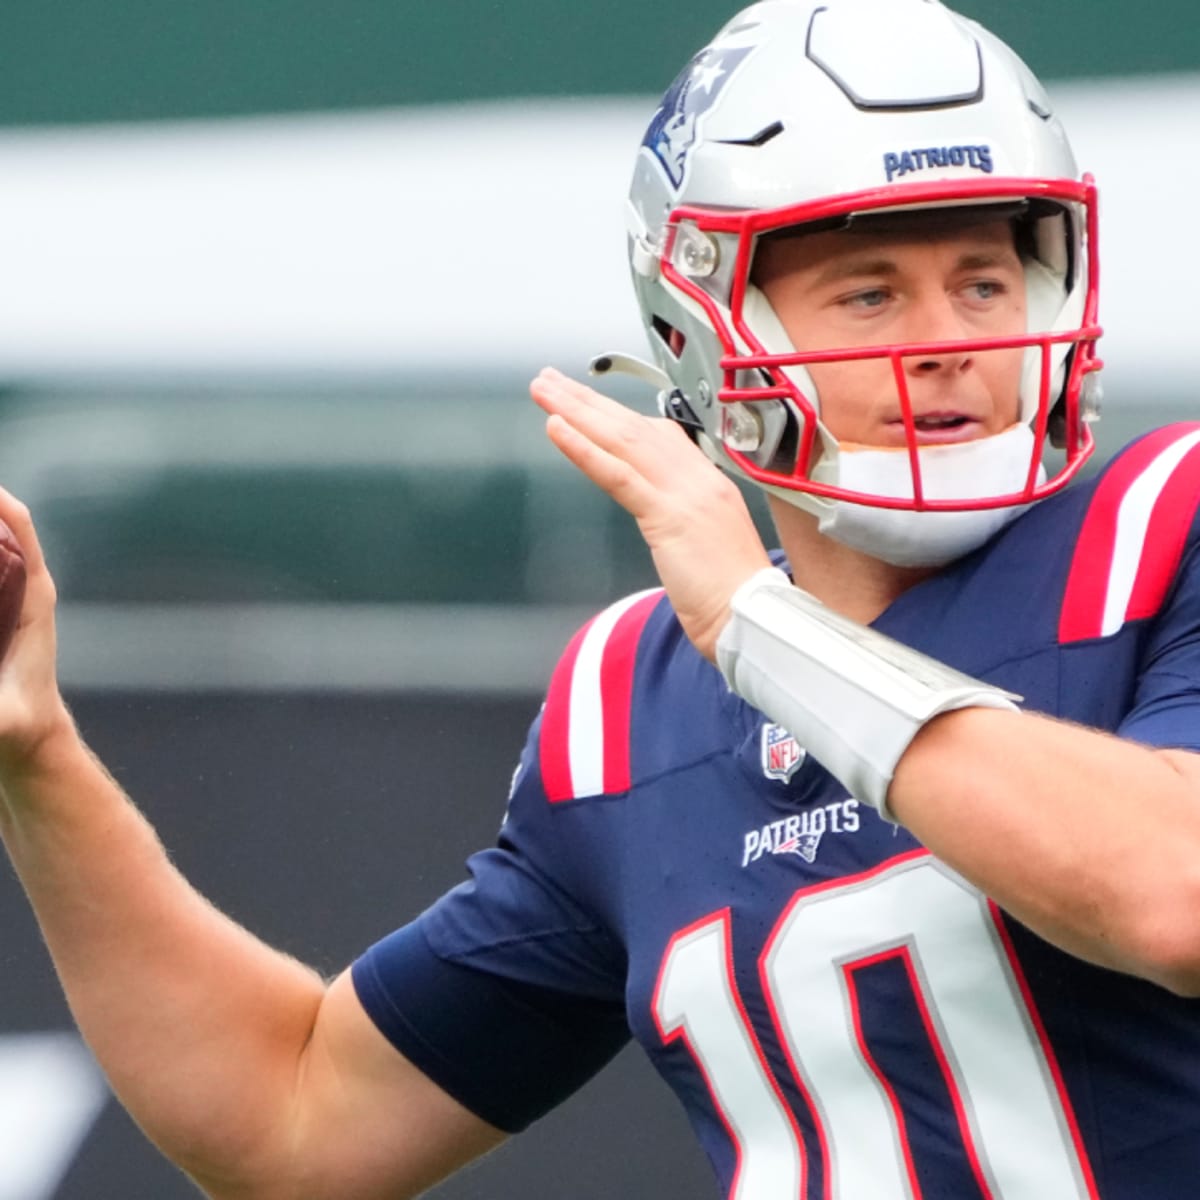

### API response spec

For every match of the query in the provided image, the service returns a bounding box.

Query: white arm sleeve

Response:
[715,568,1020,821]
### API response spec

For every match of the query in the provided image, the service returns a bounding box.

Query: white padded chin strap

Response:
[810,425,1045,567]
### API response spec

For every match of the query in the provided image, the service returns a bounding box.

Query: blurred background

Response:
[0,2,1198,1196]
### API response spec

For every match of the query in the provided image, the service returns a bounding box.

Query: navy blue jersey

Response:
[354,423,1200,1199]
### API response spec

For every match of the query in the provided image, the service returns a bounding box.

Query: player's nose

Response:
[901,293,973,376]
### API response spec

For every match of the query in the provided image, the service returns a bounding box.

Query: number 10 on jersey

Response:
[653,854,1098,1199]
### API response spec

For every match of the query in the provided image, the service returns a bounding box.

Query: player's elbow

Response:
[1135,947,1200,999]
[1124,886,1200,997]
[1116,754,1200,995]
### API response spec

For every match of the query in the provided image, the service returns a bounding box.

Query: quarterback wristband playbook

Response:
[716,568,1021,821]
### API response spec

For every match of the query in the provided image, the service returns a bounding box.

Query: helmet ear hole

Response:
[1046,347,1080,450]
[651,316,687,360]
[1047,400,1067,451]
[766,405,801,474]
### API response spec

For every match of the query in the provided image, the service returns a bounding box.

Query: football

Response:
[0,520,27,663]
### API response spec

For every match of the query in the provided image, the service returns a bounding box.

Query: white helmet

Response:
[612,0,1102,566]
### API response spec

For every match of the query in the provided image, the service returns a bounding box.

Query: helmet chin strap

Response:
[784,424,1045,567]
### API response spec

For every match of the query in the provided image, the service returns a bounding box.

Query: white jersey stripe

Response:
[566,589,660,798]
[1101,428,1200,637]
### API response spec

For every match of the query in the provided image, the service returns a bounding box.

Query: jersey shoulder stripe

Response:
[539,588,665,802]
[1059,422,1200,643]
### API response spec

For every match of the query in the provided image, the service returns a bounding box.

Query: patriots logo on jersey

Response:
[761,722,805,782]
[643,42,755,189]
[741,799,862,867]
[773,829,824,863]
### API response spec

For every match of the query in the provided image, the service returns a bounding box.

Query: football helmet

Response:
[613,0,1102,566]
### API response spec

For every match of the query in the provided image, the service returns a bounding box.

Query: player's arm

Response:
[702,561,1200,989]
[530,370,1200,995]
[712,567,1200,991]
[0,494,505,1196]
[888,710,1200,993]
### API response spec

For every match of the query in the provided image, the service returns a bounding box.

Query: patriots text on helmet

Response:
[883,144,994,182]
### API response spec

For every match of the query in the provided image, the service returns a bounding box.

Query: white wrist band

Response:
[715,568,1021,820]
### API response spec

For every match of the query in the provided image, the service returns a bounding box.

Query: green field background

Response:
[2,0,1198,125]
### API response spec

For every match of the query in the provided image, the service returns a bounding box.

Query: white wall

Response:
[0,77,1194,394]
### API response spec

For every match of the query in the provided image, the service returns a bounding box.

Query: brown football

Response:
[0,520,27,663]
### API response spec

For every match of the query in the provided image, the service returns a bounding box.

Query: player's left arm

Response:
[530,369,1200,995]
[890,707,1200,994]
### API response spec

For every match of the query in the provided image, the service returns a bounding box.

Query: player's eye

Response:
[840,287,890,311]
[962,279,1007,303]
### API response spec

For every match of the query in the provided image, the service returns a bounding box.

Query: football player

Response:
[3,1,1200,1198]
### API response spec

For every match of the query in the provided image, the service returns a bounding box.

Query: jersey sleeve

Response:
[351,842,630,1132]
[350,597,672,1131]
[1107,426,1200,750]
[1120,525,1200,750]
[1049,423,1200,751]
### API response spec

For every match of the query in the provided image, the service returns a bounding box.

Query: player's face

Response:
[753,220,1027,448]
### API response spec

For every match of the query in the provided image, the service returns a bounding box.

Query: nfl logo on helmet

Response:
[761,723,805,783]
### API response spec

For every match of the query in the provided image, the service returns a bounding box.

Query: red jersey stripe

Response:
[539,618,594,803]
[600,591,664,794]
[1127,439,1200,622]
[1059,424,1200,643]
[539,589,663,802]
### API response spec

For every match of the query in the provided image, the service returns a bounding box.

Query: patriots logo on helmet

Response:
[643,43,754,190]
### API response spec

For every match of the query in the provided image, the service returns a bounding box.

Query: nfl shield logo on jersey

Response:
[761,723,805,783]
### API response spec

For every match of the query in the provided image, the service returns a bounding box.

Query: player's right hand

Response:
[0,487,74,782]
